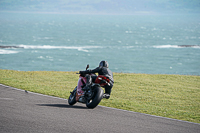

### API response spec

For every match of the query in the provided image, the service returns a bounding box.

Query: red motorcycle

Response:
[68,65,110,109]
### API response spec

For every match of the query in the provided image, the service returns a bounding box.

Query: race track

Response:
[0,84,199,133]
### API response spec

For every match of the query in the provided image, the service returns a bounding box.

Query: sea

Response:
[0,12,200,75]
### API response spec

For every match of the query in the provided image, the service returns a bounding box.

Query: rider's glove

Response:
[79,71,85,74]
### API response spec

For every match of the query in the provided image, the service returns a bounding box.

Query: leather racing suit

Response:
[80,66,114,96]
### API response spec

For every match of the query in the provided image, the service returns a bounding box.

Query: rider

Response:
[79,60,114,99]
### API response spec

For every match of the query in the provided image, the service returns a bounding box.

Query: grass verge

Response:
[0,69,199,123]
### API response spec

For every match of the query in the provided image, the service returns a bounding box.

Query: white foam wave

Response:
[153,45,200,49]
[153,45,180,48]
[192,46,200,49]
[18,45,101,51]
[0,50,19,54]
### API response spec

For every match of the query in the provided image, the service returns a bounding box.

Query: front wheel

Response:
[68,87,77,105]
[86,86,104,109]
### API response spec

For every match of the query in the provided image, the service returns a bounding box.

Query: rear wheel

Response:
[68,87,77,105]
[86,86,104,109]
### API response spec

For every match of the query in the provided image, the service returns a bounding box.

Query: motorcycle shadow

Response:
[37,104,87,109]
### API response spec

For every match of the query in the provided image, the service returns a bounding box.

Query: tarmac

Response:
[0,84,199,133]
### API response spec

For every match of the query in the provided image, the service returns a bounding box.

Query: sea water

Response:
[0,12,200,75]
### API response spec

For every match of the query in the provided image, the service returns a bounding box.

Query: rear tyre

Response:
[68,87,77,105]
[86,86,104,109]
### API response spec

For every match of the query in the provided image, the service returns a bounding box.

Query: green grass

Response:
[0,69,200,123]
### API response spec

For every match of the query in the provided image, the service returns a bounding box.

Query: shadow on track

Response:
[37,104,87,109]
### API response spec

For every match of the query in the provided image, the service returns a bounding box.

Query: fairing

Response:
[77,76,87,95]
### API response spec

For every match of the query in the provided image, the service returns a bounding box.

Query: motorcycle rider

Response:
[79,60,114,99]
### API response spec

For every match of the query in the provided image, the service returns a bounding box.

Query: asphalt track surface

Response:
[1,84,200,133]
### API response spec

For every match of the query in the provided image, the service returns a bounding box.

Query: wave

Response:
[19,45,100,49]
[18,45,102,52]
[0,45,103,53]
[0,49,20,54]
[153,45,200,49]
[153,45,179,48]
[1,45,199,53]
[0,46,22,49]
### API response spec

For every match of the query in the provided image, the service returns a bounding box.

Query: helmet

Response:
[99,60,109,68]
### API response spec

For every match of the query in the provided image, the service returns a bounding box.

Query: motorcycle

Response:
[68,64,110,109]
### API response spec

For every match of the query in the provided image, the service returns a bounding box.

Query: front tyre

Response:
[86,86,104,109]
[68,87,77,105]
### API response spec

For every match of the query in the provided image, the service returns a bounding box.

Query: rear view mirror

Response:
[86,64,89,70]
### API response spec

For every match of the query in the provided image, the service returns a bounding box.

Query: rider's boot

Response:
[103,93,110,99]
